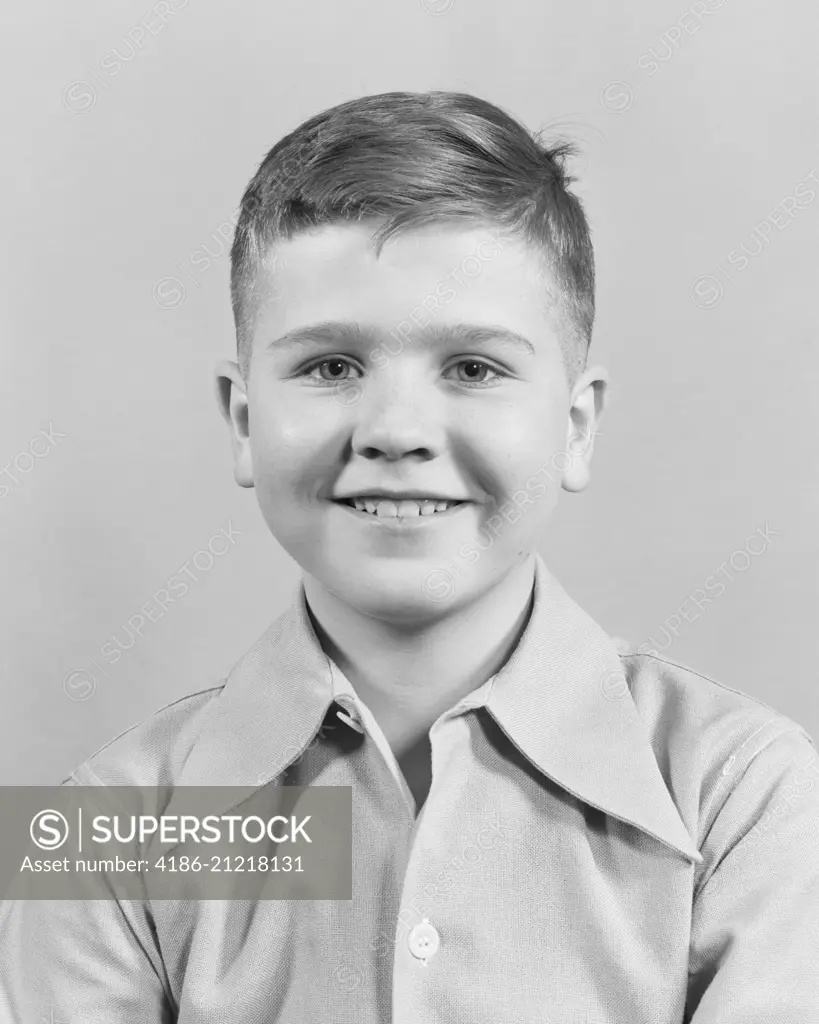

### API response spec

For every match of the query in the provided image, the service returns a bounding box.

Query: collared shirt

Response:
[2,553,818,1023]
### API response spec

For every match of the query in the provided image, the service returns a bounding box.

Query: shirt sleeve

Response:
[685,725,819,1022]
[0,778,175,1023]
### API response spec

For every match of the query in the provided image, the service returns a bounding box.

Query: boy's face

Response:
[217,221,607,622]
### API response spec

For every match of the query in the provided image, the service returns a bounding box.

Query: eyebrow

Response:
[266,321,536,357]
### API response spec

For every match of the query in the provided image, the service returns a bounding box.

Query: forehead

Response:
[251,221,563,354]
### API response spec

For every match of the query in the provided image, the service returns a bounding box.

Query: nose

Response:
[350,376,445,463]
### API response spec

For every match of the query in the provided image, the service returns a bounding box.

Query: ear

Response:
[215,360,254,488]
[561,365,609,493]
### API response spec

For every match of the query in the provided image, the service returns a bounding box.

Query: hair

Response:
[230,91,595,385]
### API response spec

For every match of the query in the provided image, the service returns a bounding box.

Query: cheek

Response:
[471,403,560,476]
[248,401,339,499]
[252,439,310,502]
[479,407,566,524]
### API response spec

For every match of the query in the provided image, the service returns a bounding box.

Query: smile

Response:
[341,496,463,516]
[332,498,469,524]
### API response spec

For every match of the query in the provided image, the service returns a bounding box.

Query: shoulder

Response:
[615,640,813,750]
[614,640,817,848]
[63,683,226,788]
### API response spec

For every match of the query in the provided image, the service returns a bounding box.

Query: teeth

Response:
[348,498,461,517]
[395,501,421,518]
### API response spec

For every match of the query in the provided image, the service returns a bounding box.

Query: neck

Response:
[302,555,538,757]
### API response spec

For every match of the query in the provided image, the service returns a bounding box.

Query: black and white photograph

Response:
[1,1,817,1020]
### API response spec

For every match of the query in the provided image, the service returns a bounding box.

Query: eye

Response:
[301,357,362,384]
[445,359,507,388]
[298,356,507,388]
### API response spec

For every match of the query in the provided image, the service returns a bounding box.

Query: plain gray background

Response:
[1,0,816,784]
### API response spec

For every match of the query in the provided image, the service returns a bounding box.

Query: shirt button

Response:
[408,919,440,962]
[335,706,364,733]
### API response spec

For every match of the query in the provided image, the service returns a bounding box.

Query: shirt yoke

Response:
[64,683,226,789]
[618,648,816,868]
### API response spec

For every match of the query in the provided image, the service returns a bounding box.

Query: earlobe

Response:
[214,360,254,489]
[561,433,591,493]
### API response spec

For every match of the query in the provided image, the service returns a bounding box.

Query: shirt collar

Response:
[165,555,701,864]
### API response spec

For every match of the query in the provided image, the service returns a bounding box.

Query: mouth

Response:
[332,496,468,520]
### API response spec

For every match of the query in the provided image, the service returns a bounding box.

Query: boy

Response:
[1,91,817,1022]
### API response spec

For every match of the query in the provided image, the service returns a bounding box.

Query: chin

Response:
[323,560,471,623]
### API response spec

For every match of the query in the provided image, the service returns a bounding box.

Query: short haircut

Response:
[230,91,595,385]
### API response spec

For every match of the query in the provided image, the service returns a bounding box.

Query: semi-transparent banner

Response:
[0,785,351,900]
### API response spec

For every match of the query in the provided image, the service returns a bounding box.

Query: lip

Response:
[331,499,471,527]
[333,491,469,502]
